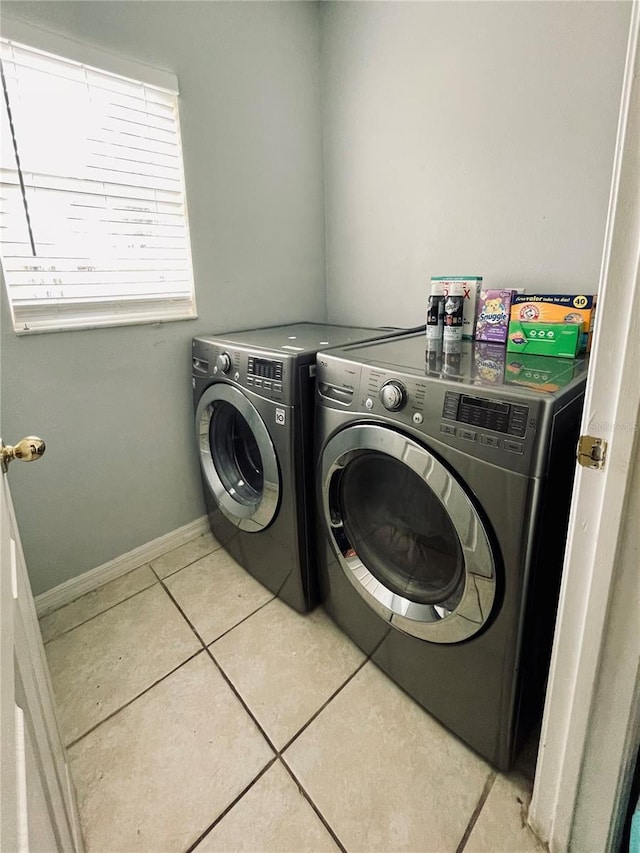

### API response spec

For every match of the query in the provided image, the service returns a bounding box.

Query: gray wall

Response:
[321,1,631,327]
[0,1,326,595]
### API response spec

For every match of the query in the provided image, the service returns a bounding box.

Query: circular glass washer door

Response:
[321,424,497,643]
[196,384,280,532]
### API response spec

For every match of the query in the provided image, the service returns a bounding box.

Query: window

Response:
[0,27,196,334]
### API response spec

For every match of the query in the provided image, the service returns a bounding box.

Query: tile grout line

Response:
[59,548,227,750]
[278,754,349,853]
[155,577,286,760]
[204,594,277,645]
[188,603,384,848]
[157,578,216,649]
[56,562,216,749]
[41,540,222,644]
[175,589,367,853]
[157,572,276,650]
[454,769,498,853]
[196,641,353,853]
[183,639,355,853]
[149,542,223,584]
[182,757,279,853]
[279,652,370,754]
[42,578,159,645]
[64,648,205,750]
[265,606,391,755]
[203,644,280,755]
[249,623,393,851]
[61,572,275,753]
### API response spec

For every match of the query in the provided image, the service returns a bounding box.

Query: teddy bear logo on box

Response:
[475,289,515,343]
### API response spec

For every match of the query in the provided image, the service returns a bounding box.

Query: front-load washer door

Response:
[196,384,280,532]
[321,424,497,643]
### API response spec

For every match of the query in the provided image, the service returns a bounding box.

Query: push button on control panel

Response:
[440,423,456,436]
[508,405,528,438]
[459,428,477,442]
[504,440,524,454]
[442,392,459,420]
[480,434,500,448]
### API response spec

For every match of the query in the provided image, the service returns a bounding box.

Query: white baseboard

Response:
[35,515,210,617]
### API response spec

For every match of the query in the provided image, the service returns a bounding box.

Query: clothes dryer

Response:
[192,323,414,613]
[315,333,587,768]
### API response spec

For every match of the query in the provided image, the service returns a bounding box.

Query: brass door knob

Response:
[1,437,46,473]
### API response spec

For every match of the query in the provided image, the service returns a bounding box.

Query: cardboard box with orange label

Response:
[510,294,596,352]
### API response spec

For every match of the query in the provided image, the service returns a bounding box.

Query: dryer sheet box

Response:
[475,289,515,344]
[507,320,582,359]
[431,276,482,339]
[510,294,597,353]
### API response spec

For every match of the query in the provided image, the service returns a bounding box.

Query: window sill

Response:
[12,311,199,336]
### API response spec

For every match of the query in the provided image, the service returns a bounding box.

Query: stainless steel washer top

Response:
[198,322,411,359]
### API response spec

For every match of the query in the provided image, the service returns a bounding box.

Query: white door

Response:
[529,4,640,851]
[0,438,83,852]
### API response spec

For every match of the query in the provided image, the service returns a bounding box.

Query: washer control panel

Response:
[193,340,291,404]
[247,356,284,394]
[330,362,542,474]
[362,369,428,423]
[442,392,529,438]
[248,356,283,380]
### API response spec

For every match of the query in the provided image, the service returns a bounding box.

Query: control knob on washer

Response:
[379,380,406,411]
[216,352,231,374]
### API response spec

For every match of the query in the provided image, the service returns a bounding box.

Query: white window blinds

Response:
[0,36,196,333]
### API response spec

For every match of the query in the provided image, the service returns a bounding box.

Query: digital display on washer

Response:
[248,357,283,381]
[442,392,528,437]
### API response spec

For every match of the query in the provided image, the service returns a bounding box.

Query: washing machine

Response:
[192,322,417,613]
[315,332,587,769]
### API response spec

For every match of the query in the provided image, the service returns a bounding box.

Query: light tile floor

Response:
[41,532,546,853]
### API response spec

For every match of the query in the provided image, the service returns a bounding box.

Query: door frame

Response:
[529,3,640,850]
